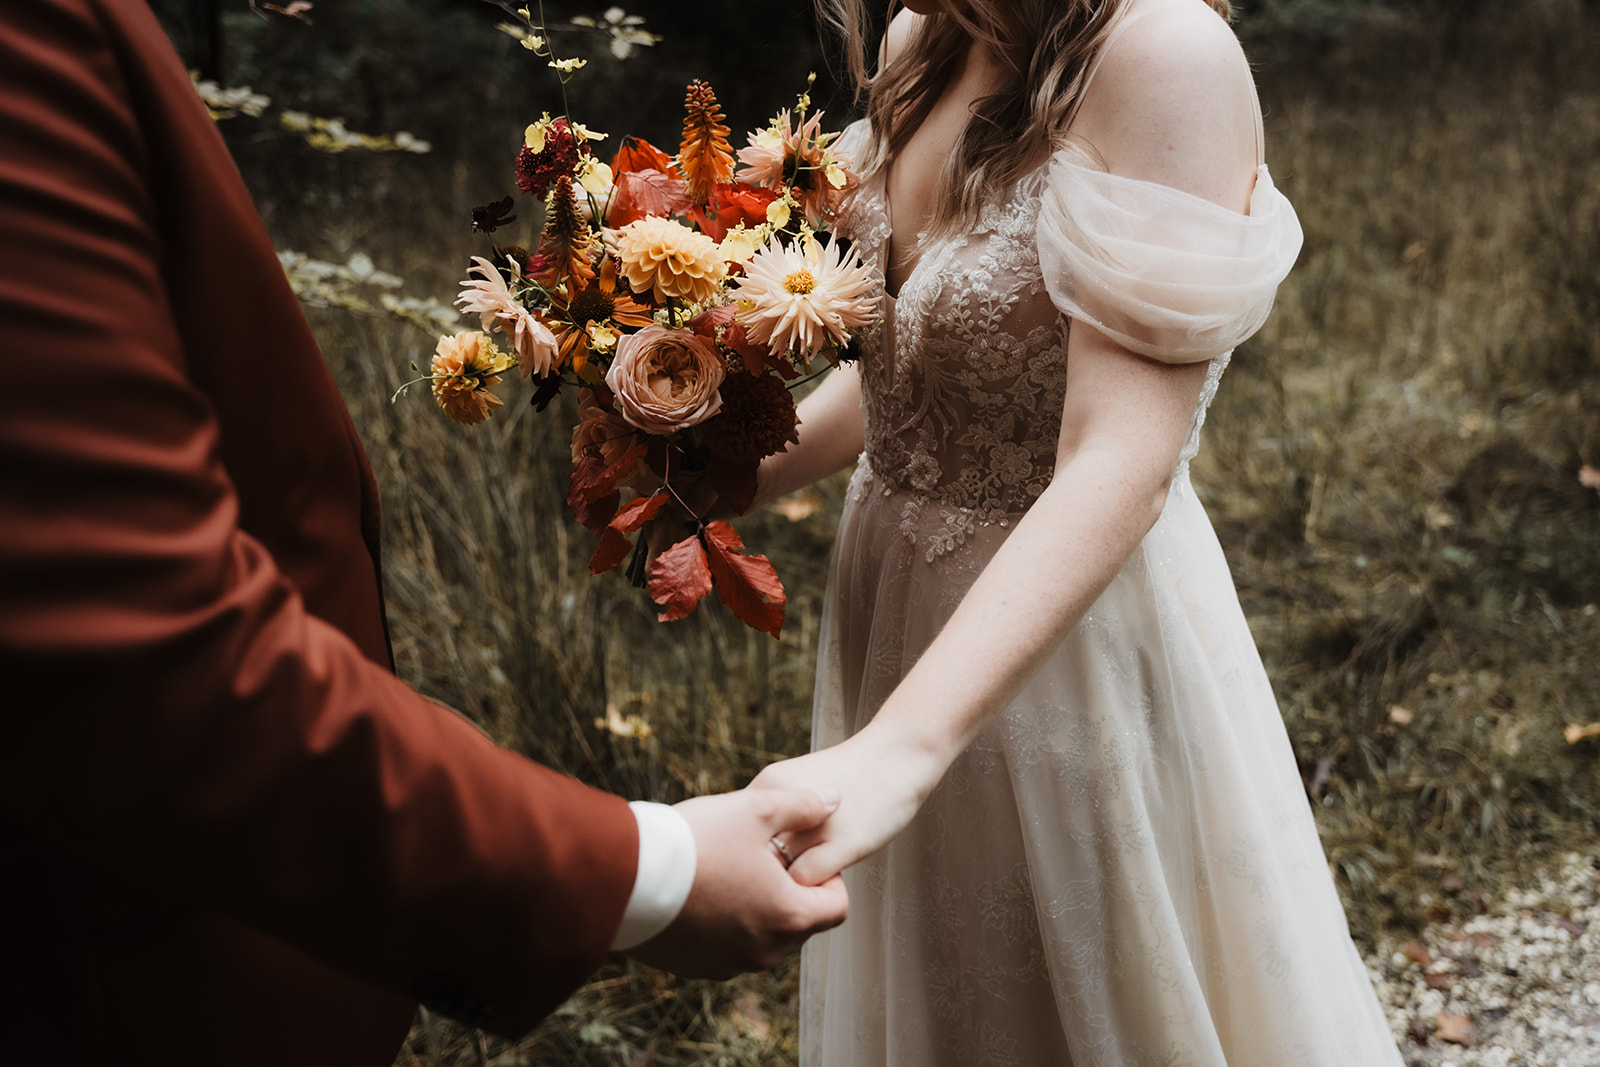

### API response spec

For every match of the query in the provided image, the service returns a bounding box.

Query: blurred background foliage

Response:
[148,0,1600,1063]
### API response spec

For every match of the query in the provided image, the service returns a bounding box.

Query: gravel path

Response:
[1366,853,1600,1066]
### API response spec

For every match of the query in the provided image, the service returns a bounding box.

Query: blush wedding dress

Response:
[797,94,1404,1067]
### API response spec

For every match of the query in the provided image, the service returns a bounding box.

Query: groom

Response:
[0,1,846,1065]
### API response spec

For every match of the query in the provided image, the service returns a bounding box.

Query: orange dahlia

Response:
[430,331,515,424]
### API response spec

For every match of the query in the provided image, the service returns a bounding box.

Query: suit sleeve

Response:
[0,0,636,1037]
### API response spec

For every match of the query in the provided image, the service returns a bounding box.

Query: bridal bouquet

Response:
[414,76,875,637]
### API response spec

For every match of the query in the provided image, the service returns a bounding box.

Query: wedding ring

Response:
[769,835,795,868]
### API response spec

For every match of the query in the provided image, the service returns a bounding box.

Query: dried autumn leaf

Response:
[773,490,822,522]
[703,520,785,637]
[1564,722,1600,744]
[1400,941,1435,969]
[723,320,785,378]
[1556,916,1589,938]
[589,492,669,574]
[729,991,771,1039]
[679,80,734,206]
[611,135,677,176]
[568,441,647,532]
[609,169,692,228]
[594,703,653,739]
[685,302,737,339]
[568,454,617,533]
[1435,1012,1474,1046]
[648,534,713,622]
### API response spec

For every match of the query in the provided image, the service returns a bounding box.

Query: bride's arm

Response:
[749,363,865,511]
[750,4,1263,885]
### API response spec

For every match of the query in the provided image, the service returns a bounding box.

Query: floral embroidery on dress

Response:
[835,155,1229,564]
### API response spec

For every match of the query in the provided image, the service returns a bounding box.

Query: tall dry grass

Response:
[238,8,1599,1063]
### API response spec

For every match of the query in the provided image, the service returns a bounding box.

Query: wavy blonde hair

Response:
[816,0,1232,237]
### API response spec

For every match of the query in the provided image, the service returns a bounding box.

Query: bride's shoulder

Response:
[880,8,925,72]
[1063,0,1259,209]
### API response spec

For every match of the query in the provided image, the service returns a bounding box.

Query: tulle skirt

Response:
[799,461,1402,1066]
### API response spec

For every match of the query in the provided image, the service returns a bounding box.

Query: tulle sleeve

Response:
[834,117,873,171]
[1036,152,1304,363]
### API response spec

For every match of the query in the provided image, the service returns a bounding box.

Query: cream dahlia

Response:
[733,235,877,359]
[611,215,727,305]
[456,256,560,377]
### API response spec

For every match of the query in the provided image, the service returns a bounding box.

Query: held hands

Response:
[748,726,947,888]
[627,787,849,978]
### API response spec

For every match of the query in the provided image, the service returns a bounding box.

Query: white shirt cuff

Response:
[610,800,697,951]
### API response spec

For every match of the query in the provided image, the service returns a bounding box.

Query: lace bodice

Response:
[832,121,1301,561]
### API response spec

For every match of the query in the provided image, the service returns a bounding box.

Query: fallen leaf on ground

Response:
[1556,916,1589,938]
[729,991,771,1039]
[772,489,823,522]
[1401,941,1435,968]
[1425,973,1452,991]
[1407,1015,1429,1045]
[1564,722,1600,744]
[1435,1012,1474,1046]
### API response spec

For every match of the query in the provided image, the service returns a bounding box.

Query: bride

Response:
[726,0,1407,1062]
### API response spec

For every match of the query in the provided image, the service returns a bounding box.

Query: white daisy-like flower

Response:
[732,234,878,359]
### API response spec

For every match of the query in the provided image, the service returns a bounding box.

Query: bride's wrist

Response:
[853,717,954,807]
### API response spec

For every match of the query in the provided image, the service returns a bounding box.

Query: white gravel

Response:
[1366,852,1600,1066]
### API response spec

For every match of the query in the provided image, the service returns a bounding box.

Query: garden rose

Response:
[604,324,725,434]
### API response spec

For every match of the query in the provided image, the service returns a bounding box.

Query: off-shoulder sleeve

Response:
[834,116,873,171]
[1036,153,1303,363]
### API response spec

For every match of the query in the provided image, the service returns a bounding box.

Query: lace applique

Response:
[837,164,1229,563]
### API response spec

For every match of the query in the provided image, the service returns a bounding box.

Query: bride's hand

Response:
[748,727,945,887]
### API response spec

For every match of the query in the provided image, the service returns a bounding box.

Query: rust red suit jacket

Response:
[0,1,639,1062]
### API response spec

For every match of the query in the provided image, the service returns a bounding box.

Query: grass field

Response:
[231,8,1599,1063]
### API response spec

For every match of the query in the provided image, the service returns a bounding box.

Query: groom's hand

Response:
[626,788,848,978]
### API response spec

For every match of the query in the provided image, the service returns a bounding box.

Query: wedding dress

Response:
[798,109,1404,1067]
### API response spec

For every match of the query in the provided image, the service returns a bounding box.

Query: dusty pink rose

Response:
[603,324,725,435]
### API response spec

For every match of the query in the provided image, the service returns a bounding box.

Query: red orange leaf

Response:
[611,136,677,176]
[609,169,692,228]
[589,526,633,574]
[568,441,646,532]
[723,321,788,378]
[703,521,785,637]
[686,303,738,339]
[588,492,669,574]
[648,535,713,622]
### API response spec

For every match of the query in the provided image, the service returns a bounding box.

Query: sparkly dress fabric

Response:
[798,121,1404,1066]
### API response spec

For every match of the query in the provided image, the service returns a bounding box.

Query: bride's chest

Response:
[843,179,1069,386]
